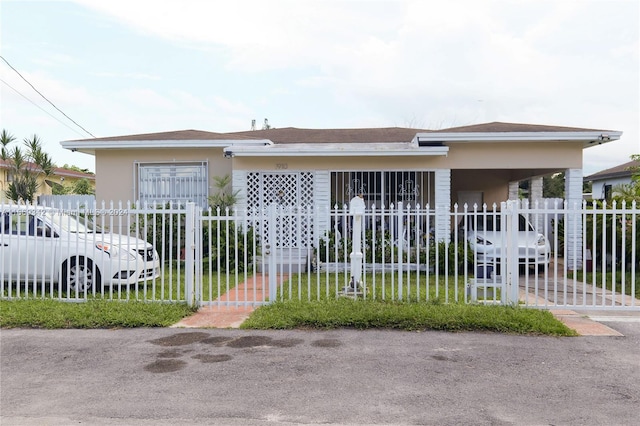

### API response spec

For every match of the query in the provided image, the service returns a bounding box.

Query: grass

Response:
[1,270,576,335]
[0,260,243,302]
[241,298,577,336]
[276,272,471,303]
[0,298,197,329]
[241,272,576,336]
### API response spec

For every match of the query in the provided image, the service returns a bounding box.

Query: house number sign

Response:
[276,163,288,169]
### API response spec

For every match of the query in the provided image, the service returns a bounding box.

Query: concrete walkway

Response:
[172,274,285,329]
[549,309,624,336]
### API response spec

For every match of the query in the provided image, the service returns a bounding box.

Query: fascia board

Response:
[60,139,272,151]
[416,131,623,143]
[225,144,449,157]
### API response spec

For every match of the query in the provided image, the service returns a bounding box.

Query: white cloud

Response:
[3,0,637,174]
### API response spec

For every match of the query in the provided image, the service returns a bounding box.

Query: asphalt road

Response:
[1,321,639,425]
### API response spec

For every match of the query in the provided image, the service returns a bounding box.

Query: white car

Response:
[1,205,161,292]
[457,213,550,272]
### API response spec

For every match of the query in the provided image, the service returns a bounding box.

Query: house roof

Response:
[65,129,260,142]
[61,129,271,154]
[60,121,622,155]
[0,159,95,180]
[416,121,620,147]
[226,127,430,144]
[585,159,639,181]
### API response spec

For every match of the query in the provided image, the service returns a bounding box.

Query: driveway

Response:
[1,323,639,425]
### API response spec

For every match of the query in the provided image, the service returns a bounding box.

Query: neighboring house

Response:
[60,121,621,252]
[0,159,96,202]
[584,159,639,200]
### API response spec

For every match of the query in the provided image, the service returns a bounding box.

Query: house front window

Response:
[135,161,208,208]
[331,171,432,208]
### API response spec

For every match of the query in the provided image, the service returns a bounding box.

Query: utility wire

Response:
[0,55,96,138]
[0,78,87,138]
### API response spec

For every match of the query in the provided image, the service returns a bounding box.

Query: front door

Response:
[246,171,314,248]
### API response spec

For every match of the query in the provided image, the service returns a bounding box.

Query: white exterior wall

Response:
[591,176,631,200]
[434,169,451,242]
[232,169,248,214]
[313,170,331,242]
[565,168,583,269]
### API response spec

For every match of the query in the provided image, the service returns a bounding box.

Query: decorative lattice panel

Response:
[246,172,314,248]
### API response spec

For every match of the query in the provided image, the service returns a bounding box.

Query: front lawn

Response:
[241,298,577,336]
[0,299,197,329]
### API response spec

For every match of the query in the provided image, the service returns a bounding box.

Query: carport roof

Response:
[433,122,617,133]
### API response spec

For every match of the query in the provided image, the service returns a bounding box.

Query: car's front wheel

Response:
[62,257,101,292]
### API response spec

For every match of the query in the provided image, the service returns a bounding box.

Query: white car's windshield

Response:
[469,215,533,232]
[46,213,103,233]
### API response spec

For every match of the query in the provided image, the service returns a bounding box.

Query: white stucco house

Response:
[61,121,622,263]
[585,158,639,200]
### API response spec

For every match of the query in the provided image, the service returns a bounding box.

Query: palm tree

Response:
[208,174,239,211]
[612,183,640,203]
[1,129,54,203]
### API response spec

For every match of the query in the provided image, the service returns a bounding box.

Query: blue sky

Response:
[1,0,638,175]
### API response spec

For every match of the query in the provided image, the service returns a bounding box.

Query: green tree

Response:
[62,163,94,175]
[543,172,565,198]
[1,129,53,203]
[72,178,94,195]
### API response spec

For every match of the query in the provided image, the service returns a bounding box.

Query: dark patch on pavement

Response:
[270,338,304,348]
[192,354,233,363]
[201,336,235,346]
[431,354,456,362]
[148,332,210,346]
[226,335,273,348]
[311,338,342,348]
[144,359,187,373]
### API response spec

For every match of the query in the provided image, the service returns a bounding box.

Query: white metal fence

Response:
[1,199,638,311]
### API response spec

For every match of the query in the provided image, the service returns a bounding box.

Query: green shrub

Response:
[317,229,473,274]
[202,214,258,272]
[131,205,258,270]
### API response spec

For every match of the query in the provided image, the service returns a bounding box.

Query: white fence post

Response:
[397,202,404,300]
[268,203,278,302]
[184,202,197,307]
[504,201,520,305]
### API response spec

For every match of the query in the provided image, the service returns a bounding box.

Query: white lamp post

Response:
[346,194,366,293]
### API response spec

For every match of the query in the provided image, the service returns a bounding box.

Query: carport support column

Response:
[530,177,543,203]
[434,169,451,242]
[529,177,545,232]
[564,169,584,270]
[508,181,519,200]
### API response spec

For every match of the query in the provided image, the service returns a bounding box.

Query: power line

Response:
[0,78,87,138]
[0,55,96,138]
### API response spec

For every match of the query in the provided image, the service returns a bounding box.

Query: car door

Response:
[0,212,58,282]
